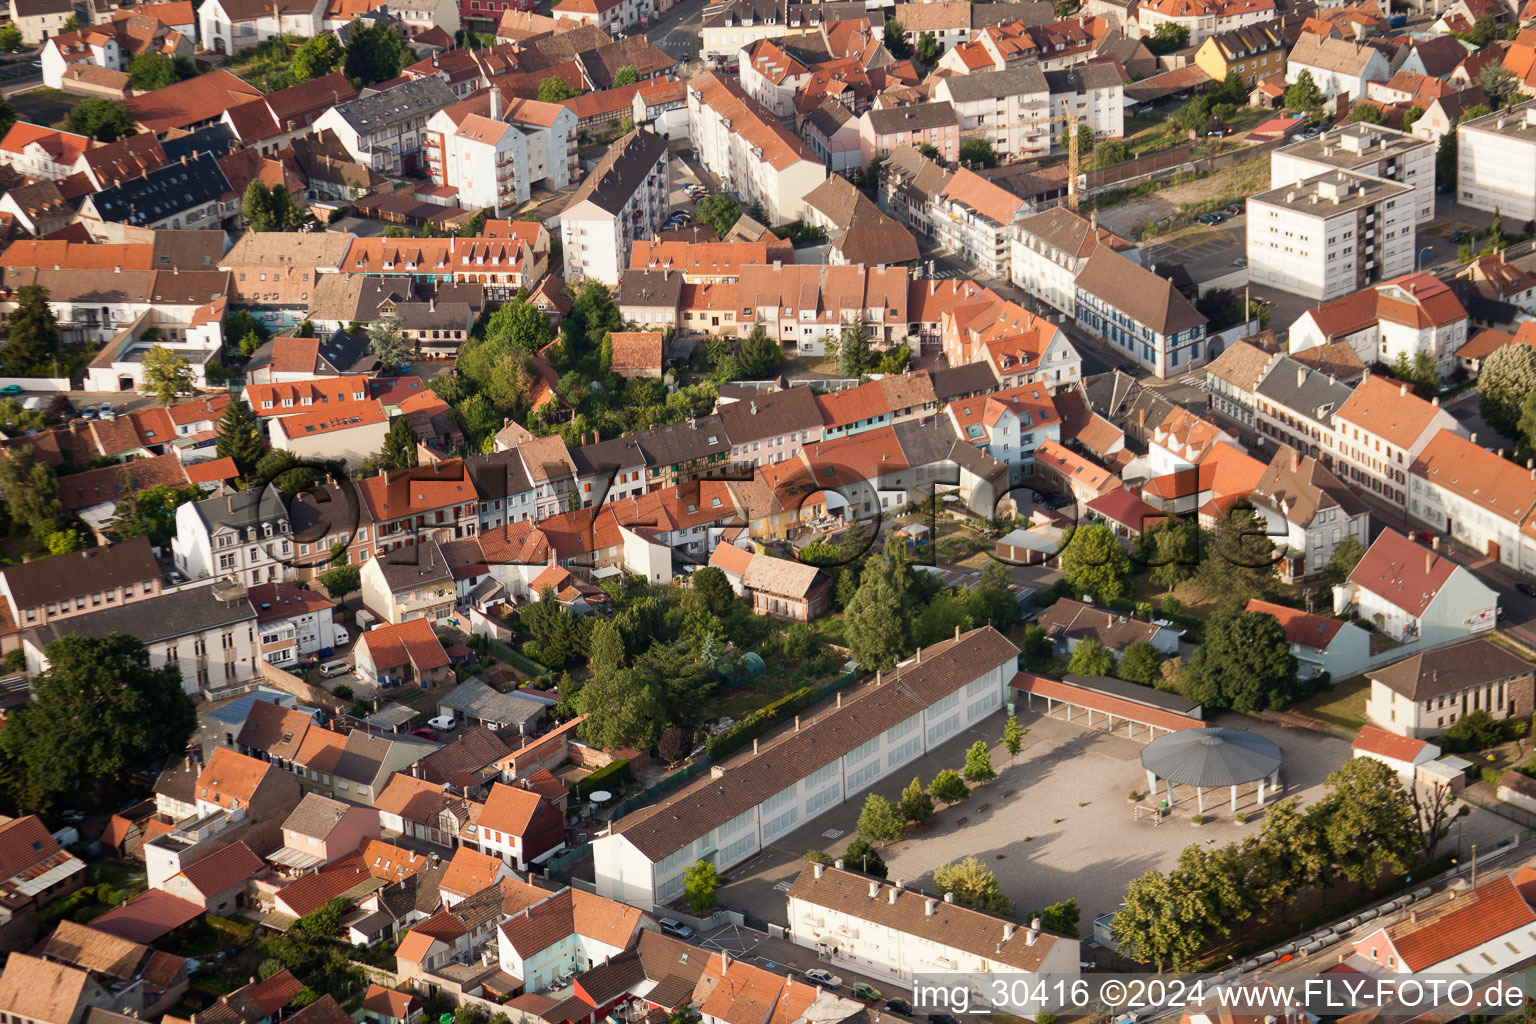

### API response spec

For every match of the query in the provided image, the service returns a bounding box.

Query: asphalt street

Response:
[644,0,716,63]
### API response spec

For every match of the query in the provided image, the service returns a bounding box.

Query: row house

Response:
[688,70,828,226]
[933,169,1026,281]
[877,146,955,244]
[452,221,551,299]
[1203,337,1280,428]
[1248,445,1370,581]
[357,461,482,553]
[199,0,324,56]
[1327,374,1460,508]
[251,582,337,667]
[312,77,459,177]
[1011,206,1139,314]
[629,237,794,283]
[940,293,1080,385]
[172,485,294,586]
[560,129,670,286]
[946,381,1062,485]
[1253,355,1356,462]
[735,263,910,354]
[1132,0,1275,46]
[1073,247,1209,378]
[1288,273,1469,378]
[1410,429,1536,573]
[0,537,162,653]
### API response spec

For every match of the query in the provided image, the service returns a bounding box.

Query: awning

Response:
[267,847,325,871]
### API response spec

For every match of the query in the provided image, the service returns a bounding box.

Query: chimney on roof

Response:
[794,715,800,731]
[1400,382,1408,396]
[836,691,842,708]
[944,892,954,903]
[753,737,759,754]
[813,861,824,879]
[1426,552,1432,574]
[1472,432,1478,444]
[869,880,880,897]
[888,886,899,904]
[916,647,922,664]
[834,858,845,869]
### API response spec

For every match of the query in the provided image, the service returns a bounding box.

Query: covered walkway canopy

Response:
[1010,672,1206,740]
[1141,727,1284,813]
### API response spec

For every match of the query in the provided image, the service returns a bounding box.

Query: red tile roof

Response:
[178,841,263,897]
[1351,724,1432,763]
[1009,672,1206,732]
[1387,876,1536,970]
[1348,528,1459,617]
[1246,598,1345,650]
[1333,373,1447,450]
[360,618,449,672]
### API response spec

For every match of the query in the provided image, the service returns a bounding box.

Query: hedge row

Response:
[573,757,631,799]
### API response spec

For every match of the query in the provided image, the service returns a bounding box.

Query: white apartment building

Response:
[933,169,1025,280]
[1288,274,1469,376]
[560,129,670,286]
[1336,528,1498,646]
[1246,170,1415,301]
[251,582,337,667]
[933,66,1051,161]
[427,107,530,215]
[1456,101,1536,223]
[199,0,324,57]
[688,70,827,226]
[1327,374,1462,508]
[1248,446,1370,580]
[1011,206,1140,313]
[1271,123,1435,225]
[1045,65,1125,151]
[1133,0,1275,46]
[592,627,1019,909]
[786,864,1081,994]
[171,484,295,586]
[1285,32,1391,100]
[312,77,458,177]
[1410,430,1536,574]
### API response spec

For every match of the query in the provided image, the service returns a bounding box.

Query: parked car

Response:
[333,625,350,646]
[928,1015,962,1024]
[1233,257,1248,267]
[805,969,843,988]
[81,406,98,419]
[427,714,458,731]
[885,1001,913,1017]
[98,402,113,419]
[852,985,881,1001]
[1223,204,1241,216]
[57,809,84,823]
[0,384,21,396]
[412,726,438,740]
[1412,530,1435,544]
[1517,582,1536,597]
[1196,212,1225,225]
[659,918,695,939]
[320,659,351,678]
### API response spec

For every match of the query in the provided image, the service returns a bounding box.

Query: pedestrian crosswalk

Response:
[926,267,964,279]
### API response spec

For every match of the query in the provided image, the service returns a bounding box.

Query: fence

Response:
[488,638,548,679]
[1457,786,1536,830]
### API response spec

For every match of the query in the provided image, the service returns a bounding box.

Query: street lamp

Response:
[1417,245,1435,272]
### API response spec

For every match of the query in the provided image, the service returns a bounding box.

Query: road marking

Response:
[821,828,843,839]
[773,880,792,892]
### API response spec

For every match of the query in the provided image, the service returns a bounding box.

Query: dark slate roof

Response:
[567,129,669,216]
[375,539,453,592]
[717,386,822,447]
[1140,726,1283,787]
[970,0,1054,26]
[317,328,379,375]
[893,415,959,469]
[1043,64,1124,93]
[28,583,255,646]
[162,124,239,163]
[190,482,288,532]
[866,101,957,135]
[0,536,158,610]
[328,77,456,134]
[941,65,1048,102]
[1253,354,1354,426]
[616,268,683,308]
[90,151,231,226]
[466,449,534,502]
[930,362,999,401]
[634,414,729,467]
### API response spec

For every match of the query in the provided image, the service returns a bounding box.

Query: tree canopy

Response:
[142,346,195,405]
[1059,522,1131,601]
[1182,610,1299,712]
[2,284,60,376]
[1478,342,1536,436]
[293,34,343,81]
[63,99,136,142]
[343,20,409,85]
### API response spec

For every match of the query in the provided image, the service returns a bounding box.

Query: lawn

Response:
[1292,674,1369,734]
[10,87,79,130]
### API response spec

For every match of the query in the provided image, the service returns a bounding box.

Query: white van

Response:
[320,660,351,678]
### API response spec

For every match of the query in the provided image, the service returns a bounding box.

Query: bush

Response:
[1235,811,1249,823]
[1444,709,1503,753]
[1482,765,1503,787]
[1191,814,1206,825]
[572,757,631,799]
[332,684,354,701]
[705,685,820,759]
[804,849,834,864]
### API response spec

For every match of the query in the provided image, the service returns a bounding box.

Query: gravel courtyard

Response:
[715,707,1523,951]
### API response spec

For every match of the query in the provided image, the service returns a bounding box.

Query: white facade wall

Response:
[1409,469,1536,575]
[1457,104,1536,223]
[1327,402,1460,508]
[1271,132,1435,224]
[1246,183,1415,301]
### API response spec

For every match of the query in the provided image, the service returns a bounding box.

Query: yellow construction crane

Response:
[1049,111,1083,212]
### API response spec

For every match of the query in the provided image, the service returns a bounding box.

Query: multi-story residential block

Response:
[933,169,1026,280]
[1073,248,1208,377]
[552,0,653,35]
[220,232,351,324]
[357,462,483,554]
[1248,445,1369,580]
[1328,374,1461,507]
[787,863,1080,993]
[360,540,456,625]
[736,264,910,353]
[1251,355,1348,459]
[592,627,1019,909]
[249,582,336,667]
[858,102,962,166]
[1044,65,1124,149]
[1203,338,1278,428]
[0,123,89,180]
[453,220,551,299]
[1366,638,1535,738]
[198,0,324,56]
[688,70,827,226]
[23,579,259,694]
[1456,101,1536,222]
[1010,206,1138,312]
[476,782,565,870]
[933,66,1049,161]
[1192,24,1284,85]
[1132,0,1274,45]
[1285,31,1390,100]
[1271,123,1436,225]
[1410,429,1536,573]
[172,485,294,586]
[312,77,458,177]
[1336,527,1498,645]
[424,91,577,215]
[1246,170,1415,302]
[560,128,670,286]
[0,537,162,652]
[1288,273,1468,375]
[946,381,1061,485]
[9,0,77,43]
[78,150,231,232]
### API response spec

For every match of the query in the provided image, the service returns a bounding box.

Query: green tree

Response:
[883,16,911,59]
[319,563,361,595]
[1145,21,1189,54]
[61,14,81,30]
[141,346,194,405]
[933,856,1010,914]
[1312,757,1419,885]
[1197,501,1278,598]
[380,416,419,473]
[914,30,940,65]
[243,181,277,231]
[959,137,998,169]
[127,52,191,90]
[857,793,906,843]
[690,565,736,617]
[293,33,343,81]
[1478,61,1520,108]
[343,20,408,85]
[899,776,934,824]
[962,740,996,782]
[696,193,742,238]
[929,768,969,804]
[1066,638,1116,677]
[1255,796,1328,900]
[1443,708,1503,752]
[0,24,21,50]
[832,316,872,377]
[291,898,350,941]
[916,142,940,160]
[1087,138,1130,169]
[1478,340,1536,435]
[0,633,194,812]
[844,567,905,672]
[1118,639,1163,686]
[45,530,80,555]
[1112,870,1196,970]
[1183,610,1298,712]
[1031,898,1080,937]
[1348,102,1386,124]
[1403,105,1425,132]
[577,664,665,749]
[1327,537,1366,581]
[63,98,135,141]
[368,311,410,367]
[589,618,626,676]
[737,326,785,378]
[215,398,266,473]
[1284,69,1324,117]
[1002,714,1025,763]
[538,76,575,102]
[682,860,720,912]
[3,284,60,375]
[483,298,554,355]
[611,64,639,87]
[113,484,201,546]
[843,837,887,877]
[0,447,59,543]
[1059,521,1131,601]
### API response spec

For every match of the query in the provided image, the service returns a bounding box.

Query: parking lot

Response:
[714,708,1523,952]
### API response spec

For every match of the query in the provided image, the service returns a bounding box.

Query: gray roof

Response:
[1060,673,1201,716]
[283,792,356,839]
[365,702,419,730]
[1250,169,1411,215]
[374,539,453,593]
[1254,355,1354,426]
[466,449,534,502]
[0,536,159,611]
[1074,249,1205,338]
[634,414,730,468]
[28,583,255,648]
[970,0,1054,26]
[202,689,292,726]
[717,386,822,447]
[1042,64,1124,93]
[1140,727,1283,787]
[568,129,669,216]
[941,65,1048,103]
[803,98,854,137]
[329,77,456,135]
[90,151,230,227]
[617,268,683,309]
[191,483,289,533]
[866,101,958,135]
[893,415,960,469]
[437,678,545,727]
[930,362,998,400]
